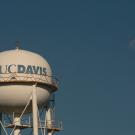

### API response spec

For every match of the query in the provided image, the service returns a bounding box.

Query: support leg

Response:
[46,106,53,135]
[0,113,3,135]
[13,114,21,135]
[32,85,38,135]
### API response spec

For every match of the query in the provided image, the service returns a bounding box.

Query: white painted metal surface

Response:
[0,49,52,84]
[46,107,53,135]
[0,49,57,113]
[0,47,61,135]
[13,115,21,135]
[32,85,38,135]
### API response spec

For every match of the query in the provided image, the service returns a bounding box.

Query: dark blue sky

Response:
[0,0,135,135]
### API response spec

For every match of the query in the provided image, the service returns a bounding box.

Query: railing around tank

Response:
[0,73,59,90]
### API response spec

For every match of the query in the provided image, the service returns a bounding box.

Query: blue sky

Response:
[0,0,135,135]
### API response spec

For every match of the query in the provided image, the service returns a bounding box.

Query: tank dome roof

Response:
[0,49,52,74]
[0,49,51,69]
[0,48,56,88]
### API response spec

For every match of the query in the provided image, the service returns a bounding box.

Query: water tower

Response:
[0,44,62,135]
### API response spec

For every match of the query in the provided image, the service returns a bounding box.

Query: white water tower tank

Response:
[0,48,57,113]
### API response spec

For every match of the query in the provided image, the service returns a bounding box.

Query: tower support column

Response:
[32,84,38,135]
[13,114,21,135]
[46,107,53,135]
[0,113,3,135]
